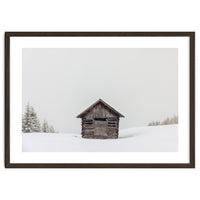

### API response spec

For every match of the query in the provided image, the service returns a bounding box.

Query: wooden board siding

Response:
[81,118,119,139]
[84,103,117,119]
[77,99,124,139]
[94,120,107,138]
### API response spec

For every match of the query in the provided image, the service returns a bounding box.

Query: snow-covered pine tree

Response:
[22,103,41,133]
[148,115,178,126]
[30,106,41,132]
[22,103,32,132]
[49,125,55,133]
[162,117,170,125]
[42,120,49,133]
[22,103,58,133]
[22,114,26,132]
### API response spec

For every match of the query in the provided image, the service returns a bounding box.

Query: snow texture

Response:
[22,125,178,152]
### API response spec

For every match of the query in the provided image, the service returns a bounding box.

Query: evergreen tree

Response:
[162,117,170,125]
[148,115,178,126]
[42,120,49,133]
[49,125,55,133]
[22,103,59,133]
[22,103,41,133]
[22,103,32,132]
[30,107,41,132]
[22,114,26,132]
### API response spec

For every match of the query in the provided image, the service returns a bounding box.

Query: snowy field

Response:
[22,125,178,152]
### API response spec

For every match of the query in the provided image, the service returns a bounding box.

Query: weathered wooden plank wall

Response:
[81,103,119,139]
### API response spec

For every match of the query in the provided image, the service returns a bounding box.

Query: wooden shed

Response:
[77,99,124,139]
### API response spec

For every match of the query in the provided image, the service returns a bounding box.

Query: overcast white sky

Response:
[22,48,178,133]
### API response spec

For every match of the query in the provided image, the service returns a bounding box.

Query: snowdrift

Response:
[22,124,178,152]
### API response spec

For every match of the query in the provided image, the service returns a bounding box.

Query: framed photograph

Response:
[5,32,195,168]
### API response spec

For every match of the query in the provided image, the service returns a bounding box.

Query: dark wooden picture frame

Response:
[5,32,195,168]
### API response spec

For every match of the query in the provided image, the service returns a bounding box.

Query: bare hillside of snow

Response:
[22,125,178,152]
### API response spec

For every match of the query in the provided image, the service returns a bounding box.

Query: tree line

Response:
[148,115,178,126]
[22,103,58,133]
